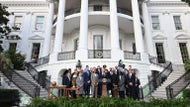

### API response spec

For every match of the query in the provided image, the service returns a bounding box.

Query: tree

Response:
[0,3,11,53]
[182,0,190,6]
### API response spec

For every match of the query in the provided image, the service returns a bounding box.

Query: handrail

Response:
[34,55,49,67]
[123,50,141,60]
[142,56,173,98]
[166,70,190,99]
[25,62,51,90]
[0,67,40,98]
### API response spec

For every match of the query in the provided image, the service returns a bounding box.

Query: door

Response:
[93,35,103,58]
[31,43,41,62]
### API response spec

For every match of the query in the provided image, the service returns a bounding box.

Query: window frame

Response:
[14,16,23,31]
[173,16,182,30]
[151,15,160,30]
[35,16,45,31]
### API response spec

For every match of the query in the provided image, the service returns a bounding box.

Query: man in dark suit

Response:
[96,65,102,98]
[134,75,140,100]
[83,65,91,97]
[63,70,71,88]
[111,67,119,97]
[125,69,135,99]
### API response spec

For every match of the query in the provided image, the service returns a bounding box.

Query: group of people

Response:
[60,64,141,100]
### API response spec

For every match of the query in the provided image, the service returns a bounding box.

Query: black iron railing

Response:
[25,63,51,90]
[0,67,40,98]
[141,58,173,98]
[34,55,49,67]
[58,51,75,61]
[88,50,111,59]
[149,55,171,68]
[124,51,141,60]
[166,70,190,99]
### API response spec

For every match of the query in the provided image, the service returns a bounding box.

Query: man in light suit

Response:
[118,71,125,99]
[91,67,99,98]
[76,71,84,97]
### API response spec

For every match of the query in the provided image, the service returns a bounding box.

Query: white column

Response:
[76,0,88,60]
[110,0,123,60]
[43,0,54,57]
[142,1,154,56]
[50,0,65,63]
[131,0,145,53]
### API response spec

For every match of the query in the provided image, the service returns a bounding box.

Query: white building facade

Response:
[0,0,190,85]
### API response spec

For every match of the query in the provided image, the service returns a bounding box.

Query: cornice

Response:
[148,1,188,7]
[0,1,48,7]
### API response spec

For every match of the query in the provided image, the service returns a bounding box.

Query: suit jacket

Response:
[63,75,71,88]
[125,73,135,87]
[118,74,125,91]
[91,73,99,86]
[83,71,91,84]
[111,72,119,86]
[76,75,84,94]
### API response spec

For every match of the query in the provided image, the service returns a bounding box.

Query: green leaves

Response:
[28,97,190,107]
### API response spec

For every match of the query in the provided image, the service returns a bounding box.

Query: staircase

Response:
[151,70,184,99]
[15,70,48,98]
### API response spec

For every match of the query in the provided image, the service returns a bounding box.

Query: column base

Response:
[111,49,124,60]
[49,52,58,64]
[75,49,88,60]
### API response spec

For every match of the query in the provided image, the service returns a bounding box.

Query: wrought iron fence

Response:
[88,50,111,59]
[25,63,51,90]
[58,51,75,61]
[166,70,190,99]
[149,55,171,68]
[34,55,49,67]
[141,60,173,98]
[124,51,141,60]
[0,67,40,98]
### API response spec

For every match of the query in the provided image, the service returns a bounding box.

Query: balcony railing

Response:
[65,5,132,16]
[117,7,132,16]
[124,51,141,60]
[34,55,49,67]
[58,51,75,61]
[88,50,111,59]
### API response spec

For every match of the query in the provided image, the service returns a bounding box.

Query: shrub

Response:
[183,88,190,99]
[5,50,25,70]
[0,53,12,71]
[184,59,190,71]
[0,89,20,107]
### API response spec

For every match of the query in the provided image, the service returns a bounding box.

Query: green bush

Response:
[27,97,190,107]
[183,88,190,99]
[0,53,12,71]
[5,50,25,70]
[0,89,20,107]
[184,59,190,71]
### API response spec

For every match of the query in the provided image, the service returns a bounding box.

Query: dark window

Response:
[173,16,182,30]
[31,43,40,63]
[119,39,122,50]
[74,38,79,51]
[93,5,102,11]
[9,43,17,51]
[155,43,166,63]
[179,43,189,63]
[132,43,136,54]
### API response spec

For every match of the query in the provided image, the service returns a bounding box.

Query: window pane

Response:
[94,35,103,50]
[155,43,166,63]
[9,43,17,51]
[94,5,102,11]
[14,16,22,30]
[173,16,182,30]
[179,43,189,63]
[35,16,44,30]
[151,16,160,30]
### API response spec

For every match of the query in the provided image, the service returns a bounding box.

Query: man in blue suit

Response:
[83,65,91,97]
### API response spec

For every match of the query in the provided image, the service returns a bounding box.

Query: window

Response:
[179,43,189,63]
[35,16,45,30]
[119,39,122,50]
[173,16,182,30]
[132,43,136,54]
[93,5,102,11]
[31,43,40,63]
[9,43,17,51]
[155,43,166,63]
[14,16,22,30]
[94,35,103,58]
[74,38,79,51]
[151,16,160,30]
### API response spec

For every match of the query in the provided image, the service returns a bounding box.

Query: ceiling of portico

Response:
[64,0,132,11]
[64,15,134,35]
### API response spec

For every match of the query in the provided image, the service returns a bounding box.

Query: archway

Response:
[57,68,67,85]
